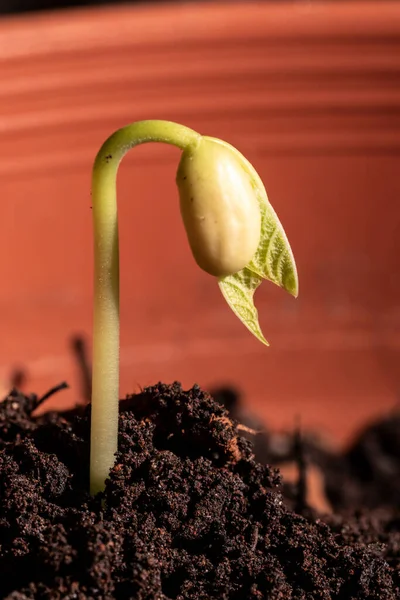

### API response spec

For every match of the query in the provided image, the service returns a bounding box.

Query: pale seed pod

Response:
[176,137,261,277]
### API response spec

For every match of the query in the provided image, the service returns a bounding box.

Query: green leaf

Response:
[218,268,268,345]
[246,176,298,298]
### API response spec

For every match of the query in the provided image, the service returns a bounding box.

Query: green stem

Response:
[90,120,201,495]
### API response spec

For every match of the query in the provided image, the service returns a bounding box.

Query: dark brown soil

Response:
[0,382,399,599]
[213,386,400,515]
[326,411,400,511]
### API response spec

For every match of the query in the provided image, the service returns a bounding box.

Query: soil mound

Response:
[0,383,398,599]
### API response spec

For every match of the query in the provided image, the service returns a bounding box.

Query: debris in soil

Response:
[70,334,92,403]
[35,381,69,409]
[9,367,27,391]
[211,385,400,515]
[0,367,28,399]
[0,386,70,450]
[0,381,398,598]
[279,462,333,515]
[210,385,273,464]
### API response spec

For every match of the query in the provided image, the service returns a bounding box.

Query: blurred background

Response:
[0,0,399,449]
[2,0,157,14]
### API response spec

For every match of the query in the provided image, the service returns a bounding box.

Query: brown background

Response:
[0,1,399,446]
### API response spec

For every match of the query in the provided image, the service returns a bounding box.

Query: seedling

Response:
[90,120,298,494]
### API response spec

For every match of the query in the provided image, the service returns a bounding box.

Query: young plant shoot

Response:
[90,120,298,494]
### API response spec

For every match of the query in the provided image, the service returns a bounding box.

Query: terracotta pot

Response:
[0,1,399,444]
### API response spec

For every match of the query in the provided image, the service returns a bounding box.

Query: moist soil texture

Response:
[0,382,399,599]
[214,386,400,514]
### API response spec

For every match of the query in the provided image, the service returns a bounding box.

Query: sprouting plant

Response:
[90,120,298,494]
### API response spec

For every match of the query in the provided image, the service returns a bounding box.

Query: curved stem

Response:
[90,120,201,494]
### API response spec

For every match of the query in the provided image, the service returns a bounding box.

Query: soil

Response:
[0,382,399,599]
[213,385,400,514]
